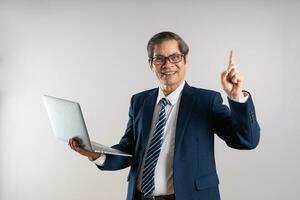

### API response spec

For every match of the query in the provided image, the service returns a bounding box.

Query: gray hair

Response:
[147,31,189,58]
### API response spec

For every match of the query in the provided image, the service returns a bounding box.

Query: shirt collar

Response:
[156,80,185,106]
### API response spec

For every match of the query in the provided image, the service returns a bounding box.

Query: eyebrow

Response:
[153,52,181,57]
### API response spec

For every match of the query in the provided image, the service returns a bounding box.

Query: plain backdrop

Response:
[0,0,299,199]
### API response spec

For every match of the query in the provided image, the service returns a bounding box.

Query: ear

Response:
[148,59,154,71]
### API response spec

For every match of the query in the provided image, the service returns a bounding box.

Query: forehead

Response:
[153,39,180,56]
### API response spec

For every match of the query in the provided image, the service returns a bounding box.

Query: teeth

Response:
[162,71,176,75]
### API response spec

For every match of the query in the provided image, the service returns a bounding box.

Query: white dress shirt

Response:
[93,81,249,195]
[136,80,185,195]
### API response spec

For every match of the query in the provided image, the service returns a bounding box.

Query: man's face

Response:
[149,39,187,91]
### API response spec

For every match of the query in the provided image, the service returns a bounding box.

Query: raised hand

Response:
[221,50,244,99]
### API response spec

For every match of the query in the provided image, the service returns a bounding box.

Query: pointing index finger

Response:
[228,49,235,69]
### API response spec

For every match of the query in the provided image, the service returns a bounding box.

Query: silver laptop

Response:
[42,95,132,157]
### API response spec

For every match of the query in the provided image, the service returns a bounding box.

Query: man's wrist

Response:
[229,91,249,103]
[88,152,101,161]
[229,92,244,100]
[93,153,106,166]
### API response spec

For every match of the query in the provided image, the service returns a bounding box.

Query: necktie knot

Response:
[160,98,169,107]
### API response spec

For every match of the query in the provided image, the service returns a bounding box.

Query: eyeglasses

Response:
[150,53,184,65]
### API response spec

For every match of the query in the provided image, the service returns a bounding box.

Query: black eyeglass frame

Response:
[149,53,185,65]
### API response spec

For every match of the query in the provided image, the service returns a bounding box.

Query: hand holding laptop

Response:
[68,138,101,161]
[43,95,132,162]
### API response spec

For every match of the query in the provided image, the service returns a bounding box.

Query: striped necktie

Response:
[141,97,169,197]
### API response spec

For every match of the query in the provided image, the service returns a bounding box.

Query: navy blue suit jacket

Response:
[97,82,260,200]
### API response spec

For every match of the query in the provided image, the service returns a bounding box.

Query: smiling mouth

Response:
[161,71,177,76]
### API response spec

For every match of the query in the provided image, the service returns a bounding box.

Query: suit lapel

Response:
[174,82,195,154]
[138,82,195,158]
[140,89,158,158]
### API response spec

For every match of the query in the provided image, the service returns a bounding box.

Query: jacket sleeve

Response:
[211,91,260,150]
[96,96,136,171]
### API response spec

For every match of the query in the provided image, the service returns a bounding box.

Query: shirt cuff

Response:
[92,154,106,166]
[229,91,249,103]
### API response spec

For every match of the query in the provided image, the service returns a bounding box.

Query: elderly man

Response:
[69,31,260,200]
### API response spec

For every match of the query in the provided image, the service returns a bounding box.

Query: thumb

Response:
[221,69,228,83]
[231,80,242,96]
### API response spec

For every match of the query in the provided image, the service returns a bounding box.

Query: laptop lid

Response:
[42,95,93,151]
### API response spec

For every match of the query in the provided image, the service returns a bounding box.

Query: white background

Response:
[0,0,299,199]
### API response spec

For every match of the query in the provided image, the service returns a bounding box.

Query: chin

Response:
[161,79,180,88]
